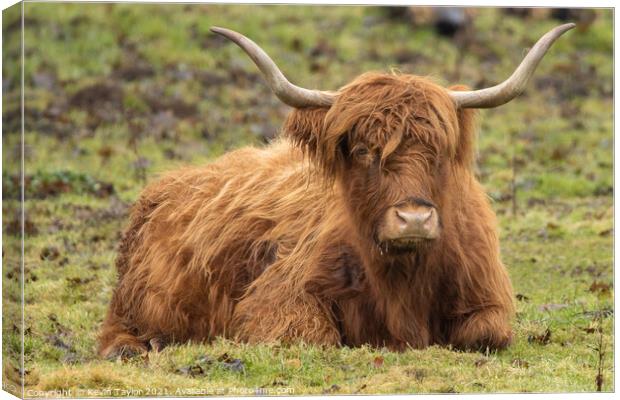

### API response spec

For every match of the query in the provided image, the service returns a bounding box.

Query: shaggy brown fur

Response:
[98,72,514,358]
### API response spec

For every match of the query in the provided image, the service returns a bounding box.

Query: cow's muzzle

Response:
[377,198,440,249]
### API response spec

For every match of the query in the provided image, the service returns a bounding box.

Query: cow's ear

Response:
[282,106,331,164]
[449,85,478,167]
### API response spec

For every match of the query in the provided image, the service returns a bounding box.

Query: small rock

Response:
[538,303,569,312]
[221,358,245,373]
[176,364,204,377]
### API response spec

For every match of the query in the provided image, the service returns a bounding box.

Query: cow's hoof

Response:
[104,343,148,361]
[148,337,168,353]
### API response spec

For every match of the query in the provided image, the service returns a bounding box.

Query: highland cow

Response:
[99,23,575,358]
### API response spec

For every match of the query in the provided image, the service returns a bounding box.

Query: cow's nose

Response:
[378,202,441,243]
[395,208,434,227]
[394,206,439,239]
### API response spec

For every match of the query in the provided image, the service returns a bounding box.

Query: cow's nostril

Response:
[422,209,433,223]
[395,209,409,225]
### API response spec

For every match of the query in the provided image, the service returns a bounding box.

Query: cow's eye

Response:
[414,116,432,127]
[351,145,370,160]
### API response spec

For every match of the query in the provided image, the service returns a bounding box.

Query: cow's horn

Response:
[210,27,336,108]
[449,23,575,109]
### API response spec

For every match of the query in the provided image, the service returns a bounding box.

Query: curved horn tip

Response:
[209,26,241,40]
[208,26,336,108]
[449,22,577,109]
[559,22,577,31]
[552,22,577,36]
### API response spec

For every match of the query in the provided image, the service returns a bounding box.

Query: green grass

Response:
[2,4,613,395]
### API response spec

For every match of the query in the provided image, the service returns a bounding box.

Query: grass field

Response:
[2,4,613,396]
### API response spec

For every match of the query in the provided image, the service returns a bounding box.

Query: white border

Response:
[0,1,616,400]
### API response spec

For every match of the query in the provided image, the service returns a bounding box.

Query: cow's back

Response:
[111,139,334,342]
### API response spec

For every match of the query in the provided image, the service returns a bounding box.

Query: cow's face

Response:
[340,126,444,253]
[284,73,475,254]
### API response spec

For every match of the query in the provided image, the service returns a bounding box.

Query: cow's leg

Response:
[449,306,513,350]
[98,311,148,359]
[230,242,366,347]
[440,185,515,351]
[445,261,514,351]
[232,281,341,346]
[445,254,514,351]
[234,298,341,346]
